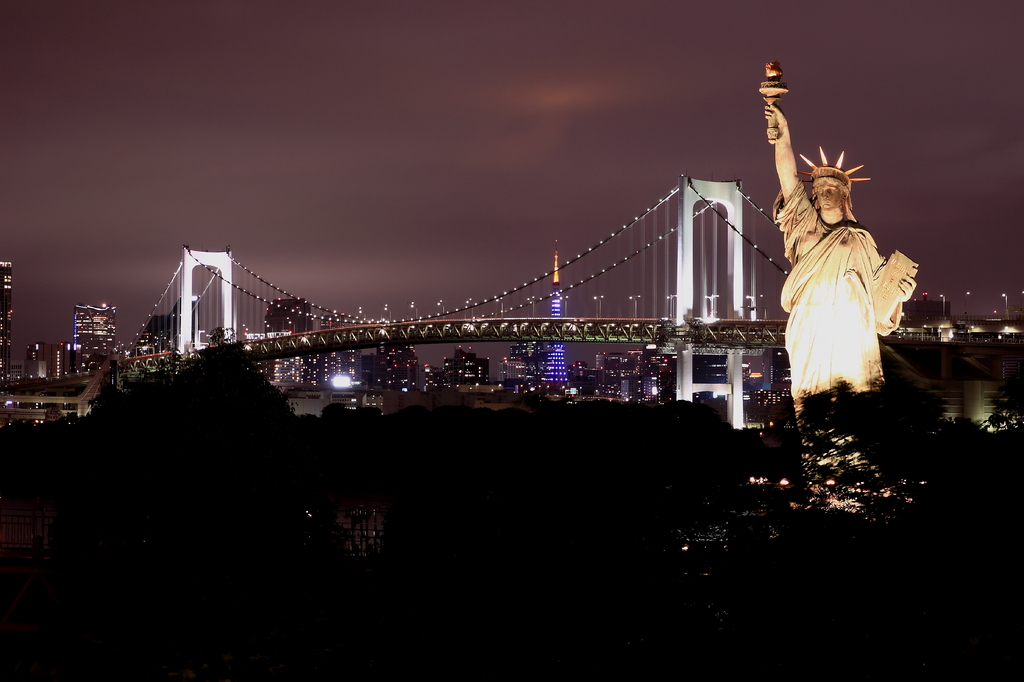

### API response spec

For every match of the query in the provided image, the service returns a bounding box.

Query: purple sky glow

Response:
[3,1,1022,365]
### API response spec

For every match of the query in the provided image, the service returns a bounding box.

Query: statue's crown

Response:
[798,147,869,187]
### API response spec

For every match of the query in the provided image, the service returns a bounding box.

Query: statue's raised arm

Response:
[767,103,802,203]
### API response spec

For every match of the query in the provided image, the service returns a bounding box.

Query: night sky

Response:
[3,1,1022,360]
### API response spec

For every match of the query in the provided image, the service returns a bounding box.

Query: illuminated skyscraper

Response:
[442,347,488,386]
[0,262,9,383]
[265,298,314,383]
[25,341,71,378]
[73,303,116,370]
[543,248,568,387]
[508,342,546,389]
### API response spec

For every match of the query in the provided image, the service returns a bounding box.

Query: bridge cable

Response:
[415,185,683,321]
[688,179,788,275]
[183,249,345,332]
[447,199,723,321]
[127,261,183,355]
[471,208,690,319]
[224,251,344,321]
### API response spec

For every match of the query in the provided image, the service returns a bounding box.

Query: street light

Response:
[667,294,678,320]
[965,291,970,316]
[594,295,604,316]
[939,294,946,316]
[629,295,640,317]
[1002,293,1008,318]
[705,294,719,320]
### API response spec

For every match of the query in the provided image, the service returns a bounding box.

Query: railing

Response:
[338,504,389,557]
[116,315,1024,372]
[1,510,55,556]
[888,331,1024,345]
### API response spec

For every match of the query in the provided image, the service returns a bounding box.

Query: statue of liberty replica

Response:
[761,61,917,414]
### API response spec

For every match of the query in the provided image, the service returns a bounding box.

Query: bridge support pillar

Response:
[726,349,744,427]
[675,343,745,429]
[676,340,693,403]
[940,345,953,380]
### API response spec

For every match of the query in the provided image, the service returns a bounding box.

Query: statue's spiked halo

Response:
[798,147,870,189]
[798,147,867,222]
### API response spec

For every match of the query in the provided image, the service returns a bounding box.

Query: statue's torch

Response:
[760,61,788,144]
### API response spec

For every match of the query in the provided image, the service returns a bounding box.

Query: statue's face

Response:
[813,181,848,213]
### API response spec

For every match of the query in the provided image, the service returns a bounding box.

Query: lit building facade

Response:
[264,297,314,383]
[25,341,72,378]
[903,292,950,317]
[595,351,639,397]
[543,249,568,388]
[498,357,528,387]
[73,303,116,370]
[508,342,546,389]
[363,345,422,391]
[641,347,677,403]
[0,262,9,383]
[443,347,489,386]
[135,303,178,355]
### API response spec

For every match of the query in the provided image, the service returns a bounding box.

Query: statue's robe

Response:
[774,190,901,406]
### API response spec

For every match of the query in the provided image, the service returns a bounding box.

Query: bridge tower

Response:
[674,177,745,427]
[178,247,235,354]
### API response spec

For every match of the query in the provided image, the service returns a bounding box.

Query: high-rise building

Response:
[508,342,546,389]
[265,297,315,336]
[0,261,9,382]
[363,345,422,391]
[640,347,676,403]
[0,262,10,383]
[767,348,791,389]
[543,249,568,388]
[595,351,639,397]
[25,341,72,378]
[498,357,528,386]
[904,292,950,317]
[443,347,489,386]
[135,301,179,355]
[264,298,315,383]
[306,318,359,387]
[73,303,116,370]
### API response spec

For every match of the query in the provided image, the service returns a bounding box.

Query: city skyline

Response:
[3,3,1022,355]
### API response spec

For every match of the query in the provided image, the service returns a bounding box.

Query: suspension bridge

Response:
[115,175,1023,425]
[122,177,793,424]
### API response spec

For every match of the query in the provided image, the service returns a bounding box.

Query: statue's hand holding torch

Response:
[759,60,788,144]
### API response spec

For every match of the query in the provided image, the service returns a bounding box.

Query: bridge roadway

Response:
[249,317,670,360]
[119,315,1023,370]
[121,317,793,370]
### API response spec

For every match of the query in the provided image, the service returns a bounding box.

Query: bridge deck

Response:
[118,316,1024,370]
